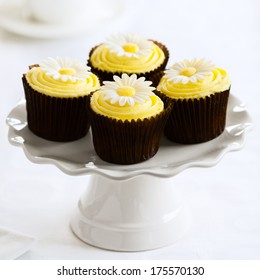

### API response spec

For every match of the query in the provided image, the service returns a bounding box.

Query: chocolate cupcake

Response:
[22,57,100,141]
[88,73,172,164]
[87,33,169,86]
[156,58,231,144]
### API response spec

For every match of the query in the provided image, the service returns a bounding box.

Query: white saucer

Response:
[0,0,125,39]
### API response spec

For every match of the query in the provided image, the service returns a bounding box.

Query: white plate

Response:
[0,0,125,39]
[6,94,252,179]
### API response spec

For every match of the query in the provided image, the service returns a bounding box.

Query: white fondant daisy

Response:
[101,74,155,106]
[40,57,91,82]
[164,58,216,84]
[104,33,153,58]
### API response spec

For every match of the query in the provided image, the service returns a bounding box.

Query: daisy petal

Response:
[164,58,216,84]
[39,57,90,83]
[104,33,153,58]
[119,97,127,106]
[101,73,155,106]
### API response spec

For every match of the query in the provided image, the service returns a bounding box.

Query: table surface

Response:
[0,0,259,260]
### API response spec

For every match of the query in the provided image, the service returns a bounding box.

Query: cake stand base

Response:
[70,175,190,251]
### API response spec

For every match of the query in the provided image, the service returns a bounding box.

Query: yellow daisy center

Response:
[180,67,197,77]
[117,86,136,97]
[122,43,139,53]
[59,68,76,76]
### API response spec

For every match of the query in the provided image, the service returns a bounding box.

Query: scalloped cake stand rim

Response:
[6,94,253,180]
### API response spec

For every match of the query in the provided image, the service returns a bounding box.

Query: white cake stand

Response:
[6,94,252,251]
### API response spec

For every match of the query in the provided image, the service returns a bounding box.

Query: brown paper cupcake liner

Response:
[87,40,169,87]
[155,88,230,144]
[22,76,92,142]
[150,70,165,88]
[88,98,173,164]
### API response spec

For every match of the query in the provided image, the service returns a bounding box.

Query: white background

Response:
[0,0,259,259]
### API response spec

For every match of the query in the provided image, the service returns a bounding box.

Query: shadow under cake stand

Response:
[6,94,252,251]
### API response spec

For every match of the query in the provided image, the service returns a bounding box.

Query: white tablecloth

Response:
[0,0,259,259]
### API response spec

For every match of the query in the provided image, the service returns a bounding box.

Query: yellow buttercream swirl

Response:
[26,66,100,98]
[90,42,165,74]
[157,68,231,99]
[91,90,164,121]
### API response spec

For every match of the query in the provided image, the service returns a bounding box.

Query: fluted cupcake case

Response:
[23,76,91,142]
[88,98,173,164]
[156,89,230,144]
[156,59,231,144]
[22,58,100,142]
[88,73,172,164]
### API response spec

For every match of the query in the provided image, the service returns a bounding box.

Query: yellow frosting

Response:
[157,68,231,100]
[90,42,165,74]
[91,90,164,121]
[26,66,100,98]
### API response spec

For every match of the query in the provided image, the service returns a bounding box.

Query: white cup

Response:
[27,0,91,24]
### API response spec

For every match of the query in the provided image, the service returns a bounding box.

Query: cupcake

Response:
[87,33,169,86]
[156,58,231,144]
[22,57,100,142]
[88,73,172,164]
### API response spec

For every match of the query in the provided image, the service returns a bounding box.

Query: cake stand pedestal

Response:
[6,94,252,251]
[70,175,189,251]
